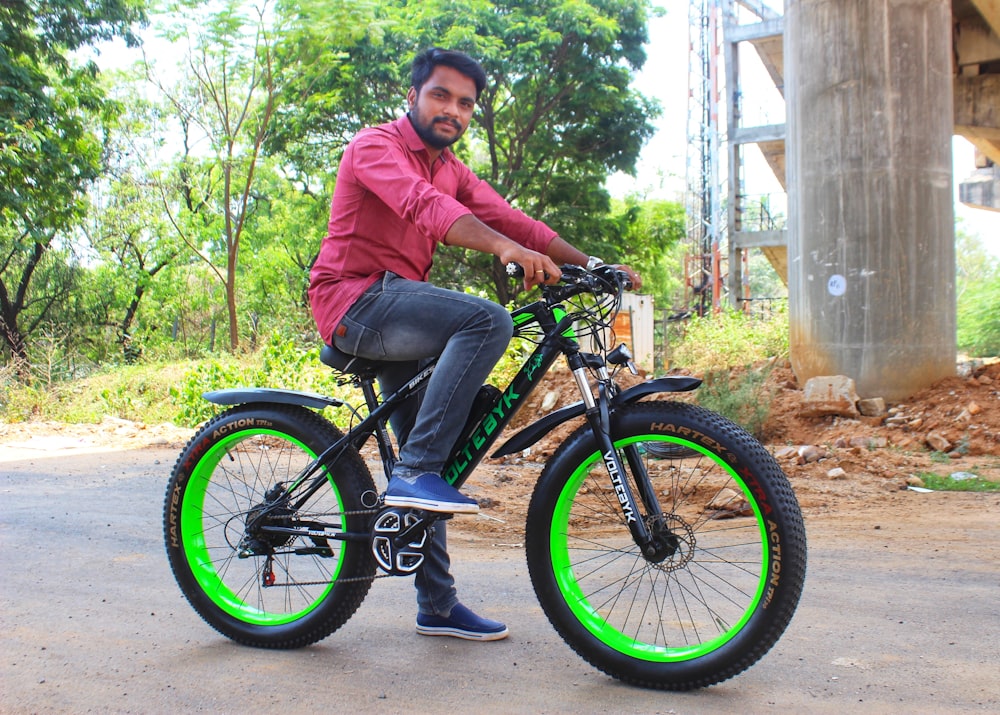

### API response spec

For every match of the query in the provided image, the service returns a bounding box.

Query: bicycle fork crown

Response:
[371,507,429,576]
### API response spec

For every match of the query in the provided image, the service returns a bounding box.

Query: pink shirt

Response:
[309,115,558,343]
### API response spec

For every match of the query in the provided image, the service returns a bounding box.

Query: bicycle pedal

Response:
[371,507,428,576]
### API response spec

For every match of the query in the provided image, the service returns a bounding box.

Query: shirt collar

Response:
[396,114,453,164]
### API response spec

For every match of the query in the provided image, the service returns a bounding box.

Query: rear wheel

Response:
[526,401,806,689]
[164,404,377,648]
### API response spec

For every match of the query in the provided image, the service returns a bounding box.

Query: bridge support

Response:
[785,0,956,400]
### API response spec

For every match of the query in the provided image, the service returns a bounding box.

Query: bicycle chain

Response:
[265,572,389,587]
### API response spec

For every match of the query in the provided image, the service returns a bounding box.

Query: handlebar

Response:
[505,262,633,301]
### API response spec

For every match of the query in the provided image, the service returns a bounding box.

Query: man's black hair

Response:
[411,48,487,100]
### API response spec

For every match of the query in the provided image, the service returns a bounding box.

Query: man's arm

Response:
[444,214,563,289]
[544,235,590,268]
[445,215,643,291]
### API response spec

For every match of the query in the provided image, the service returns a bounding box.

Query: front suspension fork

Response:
[576,372,664,558]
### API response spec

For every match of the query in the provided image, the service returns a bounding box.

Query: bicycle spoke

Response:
[555,437,767,655]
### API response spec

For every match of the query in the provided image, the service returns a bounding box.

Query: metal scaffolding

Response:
[685,0,787,314]
[685,0,725,316]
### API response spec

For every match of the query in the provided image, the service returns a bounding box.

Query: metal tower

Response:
[685,0,725,316]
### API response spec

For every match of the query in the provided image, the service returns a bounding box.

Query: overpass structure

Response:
[687,0,1000,400]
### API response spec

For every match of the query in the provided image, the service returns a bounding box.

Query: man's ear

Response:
[406,86,417,110]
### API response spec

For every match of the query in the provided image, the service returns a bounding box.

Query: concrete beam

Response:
[735,0,782,22]
[968,0,1000,36]
[727,19,783,43]
[955,73,1000,164]
[748,35,786,94]
[954,12,1000,65]
[732,229,788,248]
[959,166,1000,211]
[757,139,788,189]
[961,134,1000,165]
[732,123,786,144]
[761,246,788,286]
[954,74,1000,131]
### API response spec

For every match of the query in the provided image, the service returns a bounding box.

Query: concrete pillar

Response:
[785,0,956,401]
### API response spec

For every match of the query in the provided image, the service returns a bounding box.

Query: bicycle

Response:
[163,264,807,690]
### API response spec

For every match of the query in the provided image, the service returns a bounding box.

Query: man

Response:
[309,48,640,641]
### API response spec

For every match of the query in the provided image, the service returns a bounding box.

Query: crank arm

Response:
[393,513,442,548]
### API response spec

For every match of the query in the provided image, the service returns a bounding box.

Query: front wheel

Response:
[164,403,377,648]
[526,401,806,690]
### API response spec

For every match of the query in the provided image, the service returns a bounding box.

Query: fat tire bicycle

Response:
[163,264,806,690]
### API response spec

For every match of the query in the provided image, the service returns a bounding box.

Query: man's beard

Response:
[408,110,464,150]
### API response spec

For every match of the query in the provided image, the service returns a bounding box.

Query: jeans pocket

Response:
[333,314,387,360]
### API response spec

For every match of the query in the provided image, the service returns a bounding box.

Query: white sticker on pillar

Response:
[827,274,846,297]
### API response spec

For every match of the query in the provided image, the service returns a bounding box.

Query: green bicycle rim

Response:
[549,435,769,662]
[181,429,344,625]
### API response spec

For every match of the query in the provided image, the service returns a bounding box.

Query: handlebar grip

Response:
[506,262,553,282]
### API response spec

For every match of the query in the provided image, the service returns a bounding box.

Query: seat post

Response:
[356,373,396,482]
[357,373,381,413]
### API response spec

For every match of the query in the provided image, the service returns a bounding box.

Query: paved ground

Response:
[1,446,998,714]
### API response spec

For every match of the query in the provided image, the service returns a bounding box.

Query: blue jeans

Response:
[333,272,513,616]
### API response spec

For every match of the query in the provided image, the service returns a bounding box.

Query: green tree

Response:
[84,173,181,362]
[272,0,659,303]
[956,225,1000,357]
[614,196,686,306]
[78,84,188,362]
[234,161,329,346]
[957,273,1000,357]
[0,0,147,374]
[146,0,277,352]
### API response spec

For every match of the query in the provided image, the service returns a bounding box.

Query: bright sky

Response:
[609,4,1000,257]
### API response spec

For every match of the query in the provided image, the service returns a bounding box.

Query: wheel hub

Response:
[643,513,695,571]
[237,484,295,554]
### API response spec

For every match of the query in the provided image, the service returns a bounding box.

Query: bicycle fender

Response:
[203,388,344,410]
[611,375,702,404]
[491,376,702,458]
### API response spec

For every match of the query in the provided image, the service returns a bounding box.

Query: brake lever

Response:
[590,264,629,291]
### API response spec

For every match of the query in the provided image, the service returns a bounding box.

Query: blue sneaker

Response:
[384,473,479,513]
[416,603,509,641]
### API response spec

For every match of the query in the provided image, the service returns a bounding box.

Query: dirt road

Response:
[1,445,998,714]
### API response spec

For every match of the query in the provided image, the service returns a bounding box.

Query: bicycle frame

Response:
[205,271,701,554]
[442,299,579,487]
[282,296,581,503]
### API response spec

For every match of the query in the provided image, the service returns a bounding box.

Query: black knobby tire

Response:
[163,403,377,648]
[525,401,806,690]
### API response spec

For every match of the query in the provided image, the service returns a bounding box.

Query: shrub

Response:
[957,275,1000,358]
[668,304,788,372]
[693,363,776,439]
[662,305,788,437]
[170,334,356,427]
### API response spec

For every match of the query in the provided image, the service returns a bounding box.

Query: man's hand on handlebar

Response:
[499,244,562,290]
[615,265,641,291]
[591,263,641,292]
[506,261,642,296]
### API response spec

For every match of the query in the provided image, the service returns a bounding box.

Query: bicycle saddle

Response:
[319,343,380,375]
